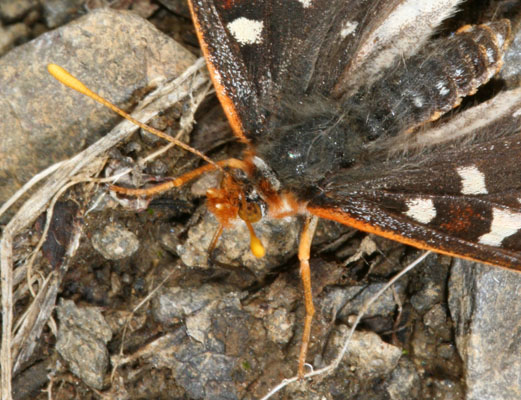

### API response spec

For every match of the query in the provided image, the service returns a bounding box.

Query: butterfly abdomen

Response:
[358,20,512,140]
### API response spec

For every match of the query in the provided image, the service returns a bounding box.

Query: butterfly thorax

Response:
[252,110,365,200]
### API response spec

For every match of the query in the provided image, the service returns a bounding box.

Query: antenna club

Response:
[47,63,91,96]
[250,235,266,258]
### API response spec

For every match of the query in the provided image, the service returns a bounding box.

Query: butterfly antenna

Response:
[47,63,223,172]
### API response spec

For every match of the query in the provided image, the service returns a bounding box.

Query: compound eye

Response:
[238,199,262,223]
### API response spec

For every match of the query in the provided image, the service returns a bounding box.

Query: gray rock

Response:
[449,259,521,400]
[91,223,139,260]
[423,303,451,341]
[56,299,112,389]
[263,307,295,345]
[0,22,29,55]
[330,281,407,322]
[42,0,86,28]
[410,283,443,313]
[152,283,226,323]
[144,292,250,400]
[324,325,402,378]
[177,209,301,276]
[387,359,421,400]
[0,0,38,21]
[0,8,195,213]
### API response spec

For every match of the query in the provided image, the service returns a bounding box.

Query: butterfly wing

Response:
[188,0,464,140]
[309,120,521,268]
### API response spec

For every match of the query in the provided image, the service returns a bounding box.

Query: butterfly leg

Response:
[110,158,248,197]
[297,215,319,378]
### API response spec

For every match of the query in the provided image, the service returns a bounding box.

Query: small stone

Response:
[387,359,421,400]
[331,281,406,321]
[423,304,448,331]
[56,299,112,389]
[324,325,402,378]
[429,378,464,400]
[410,284,443,313]
[177,209,300,276]
[0,23,29,55]
[147,159,168,175]
[41,0,84,28]
[152,283,225,323]
[438,343,457,360]
[0,0,38,21]
[190,171,221,197]
[264,307,295,345]
[91,223,139,260]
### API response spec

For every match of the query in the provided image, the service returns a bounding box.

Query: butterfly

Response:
[183,0,521,378]
[48,0,521,382]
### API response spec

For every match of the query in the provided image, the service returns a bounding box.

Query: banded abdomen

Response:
[350,20,512,140]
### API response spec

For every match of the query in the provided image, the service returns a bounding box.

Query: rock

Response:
[152,283,227,324]
[387,359,421,400]
[176,209,301,276]
[56,299,112,389]
[324,325,402,378]
[410,283,443,313]
[263,307,295,345]
[156,0,191,18]
[448,258,521,400]
[0,8,196,215]
[41,0,84,28]
[326,281,407,322]
[0,22,29,55]
[0,0,38,21]
[146,292,253,399]
[423,304,451,341]
[91,223,139,260]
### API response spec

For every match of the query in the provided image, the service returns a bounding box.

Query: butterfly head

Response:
[206,168,267,258]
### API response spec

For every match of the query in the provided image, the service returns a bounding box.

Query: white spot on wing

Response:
[405,198,436,224]
[297,0,313,7]
[436,81,450,96]
[479,208,521,246]
[412,95,424,108]
[340,21,358,38]
[456,165,488,195]
[227,17,264,46]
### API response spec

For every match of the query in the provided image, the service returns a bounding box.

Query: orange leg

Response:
[297,215,318,378]
[110,158,249,197]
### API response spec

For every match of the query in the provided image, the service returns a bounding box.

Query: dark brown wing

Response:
[187,0,464,141]
[309,130,521,268]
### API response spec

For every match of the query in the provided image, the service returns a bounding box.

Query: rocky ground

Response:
[2,1,521,399]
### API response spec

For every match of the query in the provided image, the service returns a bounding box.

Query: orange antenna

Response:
[48,64,266,258]
[47,63,222,172]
